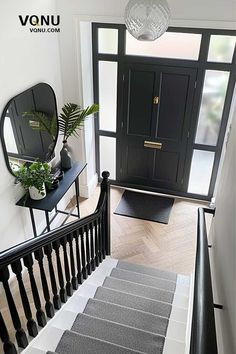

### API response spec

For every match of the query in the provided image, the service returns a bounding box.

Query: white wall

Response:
[0,0,63,250]
[209,100,236,354]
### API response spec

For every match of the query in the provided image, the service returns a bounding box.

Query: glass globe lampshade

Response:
[125,0,171,41]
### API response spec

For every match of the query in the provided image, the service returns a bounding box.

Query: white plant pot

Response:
[29,184,46,200]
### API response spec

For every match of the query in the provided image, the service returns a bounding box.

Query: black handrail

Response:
[190,207,217,354]
[0,171,110,354]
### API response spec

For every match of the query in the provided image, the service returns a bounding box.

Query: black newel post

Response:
[101,171,111,255]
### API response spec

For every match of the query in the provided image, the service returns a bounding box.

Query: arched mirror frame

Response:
[0,83,59,176]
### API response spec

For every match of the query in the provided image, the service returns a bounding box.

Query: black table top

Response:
[16,161,87,212]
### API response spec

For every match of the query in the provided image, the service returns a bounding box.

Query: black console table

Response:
[16,161,87,237]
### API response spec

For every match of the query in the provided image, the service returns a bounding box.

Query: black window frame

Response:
[92,23,236,201]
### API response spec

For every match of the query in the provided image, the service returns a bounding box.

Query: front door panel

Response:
[118,63,196,193]
[127,69,156,137]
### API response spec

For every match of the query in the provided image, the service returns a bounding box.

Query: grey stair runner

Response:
[55,330,144,354]
[52,260,182,354]
[83,298,169,335]
[117,261,177,281]
[110,267,176,292]
[94,286,172,318]
[103,276,175,303]
[71,313,165,354]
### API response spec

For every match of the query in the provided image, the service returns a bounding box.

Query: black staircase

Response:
[0,171,111,354]
[0,174,219,354]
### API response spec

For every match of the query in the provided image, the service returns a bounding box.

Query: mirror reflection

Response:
[1,83,58,175]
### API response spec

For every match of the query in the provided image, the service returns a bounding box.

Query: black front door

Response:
[117,63,197,193]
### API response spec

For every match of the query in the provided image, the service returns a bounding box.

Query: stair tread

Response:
[103,276,175,303]
[55,330,144,354]
[83,298,169,336]
[111,267,176,292]
[117,261,177,281]
[72,312,165,353]
[94,286,172,318]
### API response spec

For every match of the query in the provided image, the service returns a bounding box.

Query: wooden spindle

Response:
[60,236,73,296]
[94,219,99,267]
[0,311,17,354]
[98,216,103,263]
[74,230,83,284]
[79,227,88,279]
[102,211,106,259]
[89,222,95,271]
[23,254,47,327]
[85,225,91,275]
[0,266,28,348]
[44,244,61,310]
[34,249,54,318]
[52,240,67,303]
[68,233,78,290]
[11,260,38,337]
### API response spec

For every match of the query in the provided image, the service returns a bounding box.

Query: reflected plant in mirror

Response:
[23,111,58,140]
[0,83,59,176]
[22,111,58,160]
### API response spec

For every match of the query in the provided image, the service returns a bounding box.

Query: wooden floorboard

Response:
[78,186,208,274]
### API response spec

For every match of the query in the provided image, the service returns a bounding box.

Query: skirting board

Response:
[79,173,98,198]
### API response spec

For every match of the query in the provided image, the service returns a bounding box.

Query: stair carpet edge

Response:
[21,257,190,354]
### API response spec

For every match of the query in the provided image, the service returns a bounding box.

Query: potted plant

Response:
[15,161,52,200]
[58,103,99,168]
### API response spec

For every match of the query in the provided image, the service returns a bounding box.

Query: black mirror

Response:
[0,83,58,175]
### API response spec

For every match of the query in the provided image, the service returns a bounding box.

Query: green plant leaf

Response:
[15,161,52,193]
[58,102,99,141]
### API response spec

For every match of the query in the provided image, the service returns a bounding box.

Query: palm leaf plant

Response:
[58,103,99,142]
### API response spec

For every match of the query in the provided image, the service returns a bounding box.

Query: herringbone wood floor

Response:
[79,186,207,274]
[0,186,208,344]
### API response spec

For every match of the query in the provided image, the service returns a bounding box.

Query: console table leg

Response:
[45,211,50,232]
[29,208,37,237]
[75,178,80,218]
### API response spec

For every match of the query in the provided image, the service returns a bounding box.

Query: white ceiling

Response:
[57,0,236,24]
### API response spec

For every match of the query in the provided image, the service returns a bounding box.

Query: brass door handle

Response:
[153,96,159,104]
[144,141,162,150]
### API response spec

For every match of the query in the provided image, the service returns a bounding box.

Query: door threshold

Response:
[111,184,209,204]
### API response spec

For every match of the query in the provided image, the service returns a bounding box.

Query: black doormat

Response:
[114,190,174,224]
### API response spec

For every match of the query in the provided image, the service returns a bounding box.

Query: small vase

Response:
[29,184,46,200]
[60,144,72,169]
[63,141,76,161]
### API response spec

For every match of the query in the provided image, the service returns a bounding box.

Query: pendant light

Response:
[125,0,171,41]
